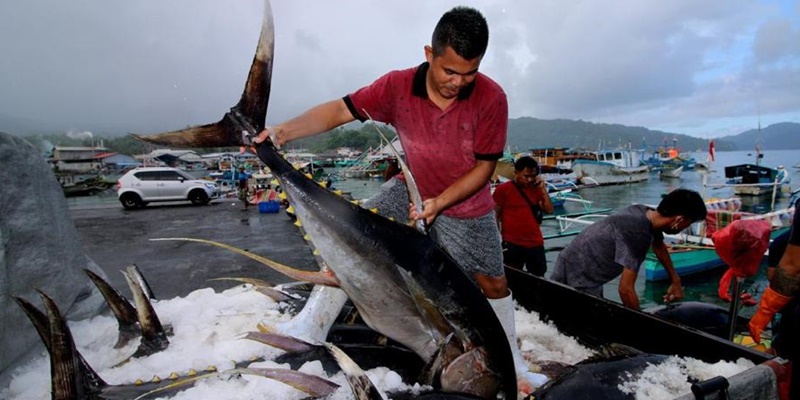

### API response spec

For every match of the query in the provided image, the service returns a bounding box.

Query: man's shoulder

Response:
[494,181,514,194]
[475,73,506,96]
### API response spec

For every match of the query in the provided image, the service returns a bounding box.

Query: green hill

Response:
[719,122,800,150]
[506,117,732,153]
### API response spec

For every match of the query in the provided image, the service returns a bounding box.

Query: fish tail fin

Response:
[83,268,140,348]
[325,343,384,399]
[122,270,170,358]
[133,1,274,148]
[35,290,108,397]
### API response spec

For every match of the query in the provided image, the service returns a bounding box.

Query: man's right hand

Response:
[254,126,282,148]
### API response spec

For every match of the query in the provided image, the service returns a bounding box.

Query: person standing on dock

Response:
[255,6,546,395]
[750,212,800,399]
[493,156,554,276]
[550,189,707,309]
[237,167,251,211]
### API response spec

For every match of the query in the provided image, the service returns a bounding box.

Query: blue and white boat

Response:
[724,163,791,197]
[571,148,649,186]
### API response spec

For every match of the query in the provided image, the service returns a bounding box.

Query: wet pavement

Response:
[70,199,318,300]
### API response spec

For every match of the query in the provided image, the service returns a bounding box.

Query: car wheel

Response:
[189,190,209,206]
[120,193,143,209]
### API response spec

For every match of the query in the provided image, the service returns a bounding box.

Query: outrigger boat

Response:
[540,193,612,240]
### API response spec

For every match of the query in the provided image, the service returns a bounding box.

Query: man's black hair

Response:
[514,156,539,171]
[431,6,489,60]
[657,188,707,222]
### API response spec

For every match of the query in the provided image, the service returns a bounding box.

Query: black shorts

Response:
[502,241,547,277]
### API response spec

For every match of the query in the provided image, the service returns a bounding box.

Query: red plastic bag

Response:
[713,220,770,303]
[712,219,771,278]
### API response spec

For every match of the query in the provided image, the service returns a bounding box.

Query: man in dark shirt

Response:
[550,189,707,309]
[751,215,800,399]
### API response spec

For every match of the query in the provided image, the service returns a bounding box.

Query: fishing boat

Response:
[540,193,613,240]
[571,148,649,186]
[659,164,684,179]
[724,163,791,197]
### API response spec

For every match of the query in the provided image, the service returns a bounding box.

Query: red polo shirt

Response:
[344,62,507,219]
[492,181,546,247]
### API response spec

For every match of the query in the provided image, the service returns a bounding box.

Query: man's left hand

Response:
[410,198,441,226]
[663,282,684,303]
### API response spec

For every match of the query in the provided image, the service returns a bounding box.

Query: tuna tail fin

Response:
[33,291,108,399]
[83,268,140,349]
[126,264,156,300]
[325,343,385,400]
[122,269,170,358]
[15,295,108,394]
[132,0,274,148]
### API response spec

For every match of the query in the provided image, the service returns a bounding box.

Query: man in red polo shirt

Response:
[493,156,554,277]
[255,6,545,395]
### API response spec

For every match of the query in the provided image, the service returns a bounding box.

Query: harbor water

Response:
[67,149,799,311]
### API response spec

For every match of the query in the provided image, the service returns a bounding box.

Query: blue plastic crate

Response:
[258,200,280,214]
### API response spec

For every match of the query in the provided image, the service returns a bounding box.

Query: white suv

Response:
[117,167,218,209]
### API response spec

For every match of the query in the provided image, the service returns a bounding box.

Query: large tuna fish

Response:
[135,0,517,398]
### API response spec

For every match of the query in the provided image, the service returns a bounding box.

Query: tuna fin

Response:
[236,367,340,398]
[419,333,461,386]
[126,264,156,300]
[363,110,426,233]
[242,331,316,353]
[133,0,274,148]
[84,268,140,348]
[325,343,385,400]
[122,270,170,358]
[38,290,110,399]
[397,268,456,346]
[15,295,108,393]
[129,366,335,400]
[149,237,339,286]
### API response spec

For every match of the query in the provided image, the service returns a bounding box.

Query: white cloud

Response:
[0,0,798,138]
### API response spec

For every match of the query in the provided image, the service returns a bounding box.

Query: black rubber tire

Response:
[120,193,143,209]
[189,190,209,206]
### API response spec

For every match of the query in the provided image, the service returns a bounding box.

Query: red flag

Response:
[708,140,715,162]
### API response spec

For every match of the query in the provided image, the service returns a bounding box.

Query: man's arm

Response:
[651,240,684,303]
[536,177,554,214]
[254,99,355,146]
[618,268,640,309]
[412,159,497,225]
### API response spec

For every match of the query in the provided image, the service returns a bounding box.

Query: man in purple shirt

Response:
[255,6,544,395]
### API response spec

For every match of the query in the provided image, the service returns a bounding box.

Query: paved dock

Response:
[70,199,318,300]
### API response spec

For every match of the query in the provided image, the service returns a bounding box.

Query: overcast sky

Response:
[1,0,798,139]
